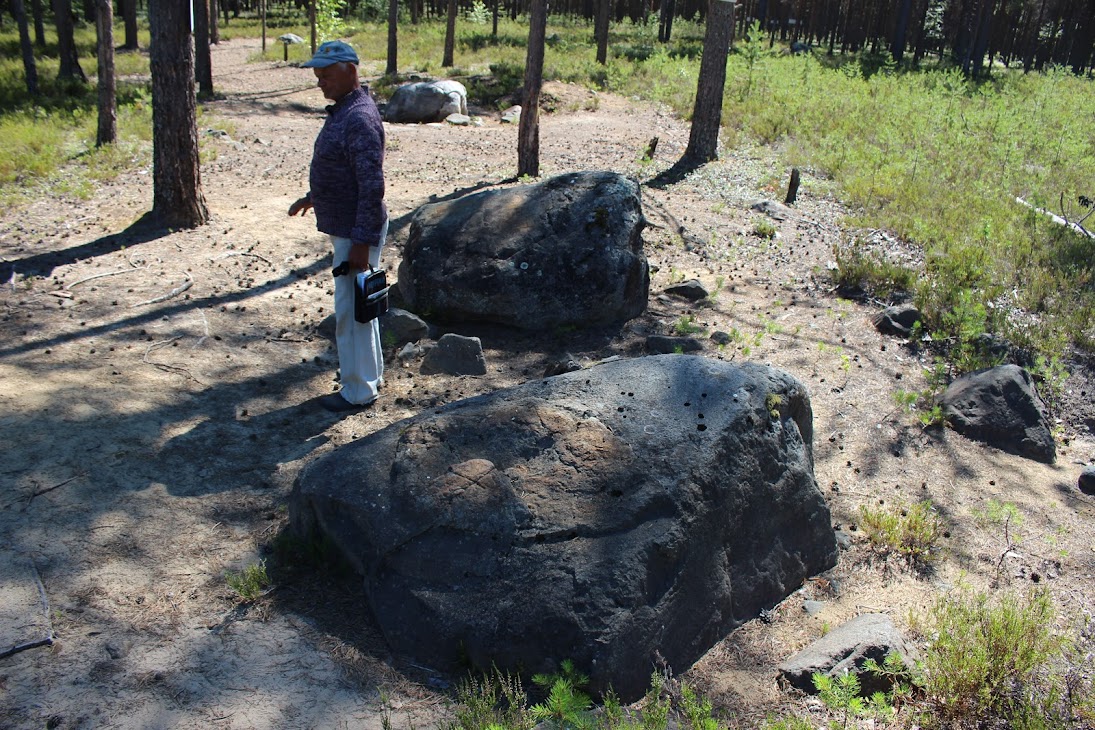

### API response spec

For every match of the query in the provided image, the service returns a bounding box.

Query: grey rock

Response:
[1079,466,1095,495]
[940,364,1056,463]
[501,105,521,123]
[834,530,853,550]
[291,355,837,700]
[647,335,703,354]
[382,307,429,347]
[384,80,468,124]
[445,113,472,126]
[873,304,923,337]
[543,354,582,377]
[750,199,794,221]
[710,331,733,346]
[665,280,709,301]
[399,171,648,330]
[420,333,486,375]
[779,613,918,695]
[397,342,426,362]
[803,600,825,616]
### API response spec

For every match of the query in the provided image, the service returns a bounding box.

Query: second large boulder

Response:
[397,171,649,330]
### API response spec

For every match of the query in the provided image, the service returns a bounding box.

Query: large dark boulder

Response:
[397,171,649,330]
[940,364,1056,464]
[291,355,837,700]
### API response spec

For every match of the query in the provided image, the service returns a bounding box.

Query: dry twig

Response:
[131,273,194,307]
[142,336,205,384]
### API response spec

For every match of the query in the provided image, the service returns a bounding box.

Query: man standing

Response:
[289,41,387,412]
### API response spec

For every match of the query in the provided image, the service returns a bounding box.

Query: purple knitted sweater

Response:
[309,86,387,246]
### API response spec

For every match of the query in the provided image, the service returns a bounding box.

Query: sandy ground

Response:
[1,37,1094,729]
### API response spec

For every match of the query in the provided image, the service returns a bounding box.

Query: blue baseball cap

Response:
[301,40,360,68]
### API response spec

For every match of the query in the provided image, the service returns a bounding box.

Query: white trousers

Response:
[331,228,385,404]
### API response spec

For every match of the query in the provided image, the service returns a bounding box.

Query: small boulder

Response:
[543,354,582,377]
[420,333,486,375]
[665,280,709,301]
[873,304,923,337]
[382,308,429,347]
[384,80,468,124]
[1079,466,1095,496]
[501,106,521,124]
[445,113,472,126]
[940,364,1056,463]
[647,335,702,354]
[778,613,918,695]
[750,200,794,221]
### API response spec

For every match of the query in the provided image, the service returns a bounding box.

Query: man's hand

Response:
[347,243,372,270]
[288,196,313,216]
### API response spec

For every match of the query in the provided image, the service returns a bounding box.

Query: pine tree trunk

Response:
[32,0,46,47]
[195,0,214,98]
[892,0,912,63]
[595,0,609,63]
[387,0,398,75]
[442,0,457,67]
[683,0,735,163]
[210,0,220,44]
[12,0,39,95]
[518,0,547,178]
[53,0,87,83]
[95,0,115,146]
[120,0,138,50]
[149,0,209,229]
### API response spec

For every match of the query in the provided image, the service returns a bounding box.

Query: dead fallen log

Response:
[1015,196,1094,240]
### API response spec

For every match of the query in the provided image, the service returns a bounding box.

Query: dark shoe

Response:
[317,393,376,413]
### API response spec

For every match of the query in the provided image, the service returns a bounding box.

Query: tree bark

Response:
[683,0,735,163]
[595,0,609,63]
[95,0,115,146]
[658,0,676,42]
[12,0,38,96]
[210,0,220,44]
[149,0,209,229]
[442,0,457,67]
[891,0,912,63]
[31,0,46,47]
[119,0,138,50]
[194,0,214,98]
[518,0,547,178]
[386,0,398,75]
[53,0,87,83]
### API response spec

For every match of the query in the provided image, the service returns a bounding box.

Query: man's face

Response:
[314,62,359,101]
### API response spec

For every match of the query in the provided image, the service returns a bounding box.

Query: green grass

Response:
[858,500,945,570]
[918,587,1093,728]
[224,560,271,601]
[3,12,1092,368]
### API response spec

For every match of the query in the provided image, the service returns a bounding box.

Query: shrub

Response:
[224,560,271,601]
[858,500,944,569]
[919,588,1079,728]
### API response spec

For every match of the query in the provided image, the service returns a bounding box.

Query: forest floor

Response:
[1,37,1094,729]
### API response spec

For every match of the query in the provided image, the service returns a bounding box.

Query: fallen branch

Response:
[142,336,205,384]
[65,265,146,290]
[131,273,194,307]
[0,561,55,659]
[4,473,86,510]
[214,251,272,265]
[1016,196,1095,240]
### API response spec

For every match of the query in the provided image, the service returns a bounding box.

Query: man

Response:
[289,40,387,413]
